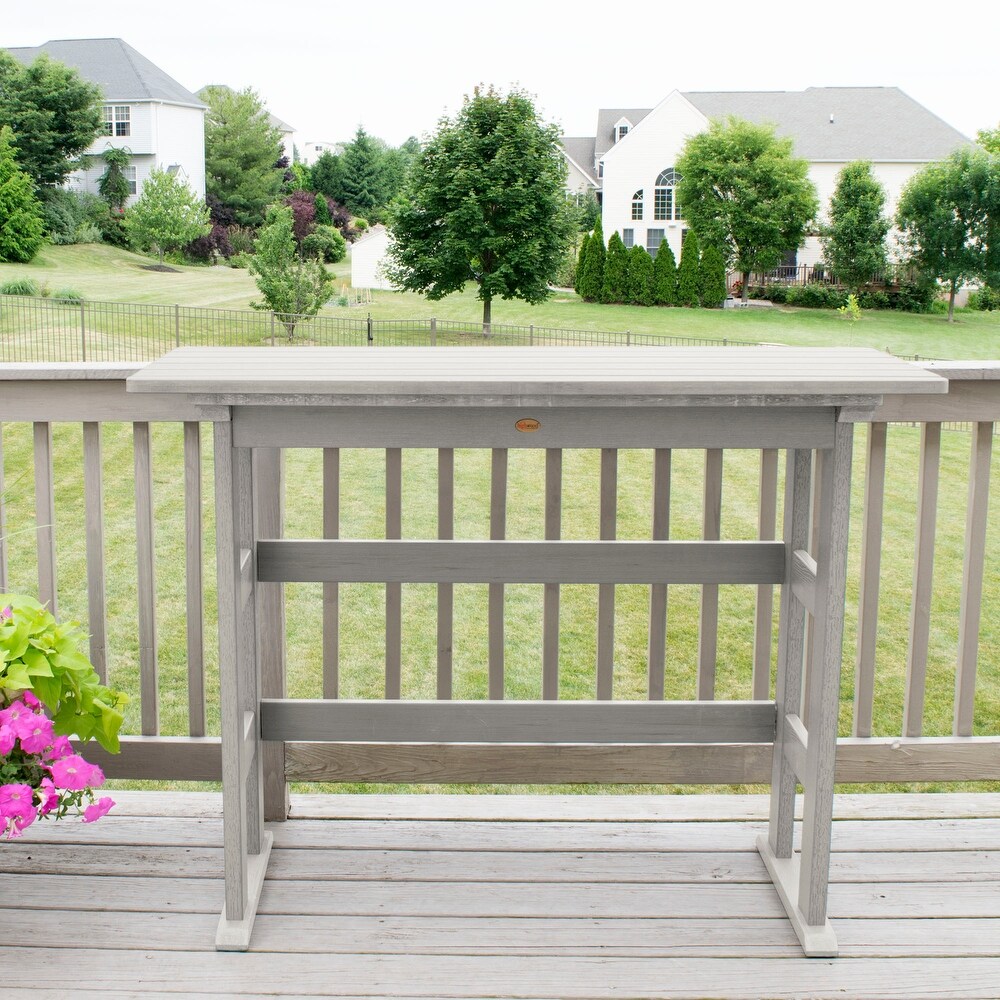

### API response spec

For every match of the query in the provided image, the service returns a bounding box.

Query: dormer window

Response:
[598,160,604,178]
[631,189,643,221]
[614,118,632,143]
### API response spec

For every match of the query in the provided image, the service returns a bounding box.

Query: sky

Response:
[5,0,998,148]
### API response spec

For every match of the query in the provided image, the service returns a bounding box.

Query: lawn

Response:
[1,244,998,359]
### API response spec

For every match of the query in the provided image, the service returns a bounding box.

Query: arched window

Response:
[654,168,682,221]
[631,189,643,221]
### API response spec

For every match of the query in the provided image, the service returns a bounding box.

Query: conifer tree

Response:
[601,231,629,303]
[0,125,46,262]
[574,235,589,295]
[626,245,654,305]
[677,229,701,306]
[699,243,728,308]
[577,218,605,300]
[314,192,332,226]
[652,240,678,305]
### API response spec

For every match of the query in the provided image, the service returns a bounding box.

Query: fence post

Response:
[626,330,630,347]
[367,312,373,345]
[270,313,276,347]
[430,317,437,347]
[530,325,534,346]
[175,304,181,348]
[80,302,87,362]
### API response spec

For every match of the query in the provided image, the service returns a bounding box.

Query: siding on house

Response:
[351,226,398,290]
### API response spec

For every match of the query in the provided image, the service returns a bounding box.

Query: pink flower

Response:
[43,735,74,761]
[82,797,114,823]
[0,605,11,621]
[0,723,14,756]
[48,755,101,791]
[18,714,54,754]
[22,690,40,708]
[36,777,59,817]
[0,783,37,839]
[0,701,29,729]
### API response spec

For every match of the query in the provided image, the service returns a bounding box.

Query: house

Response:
[7,38,206,204]
[350,224,398,290]
[562,88,970,266]
[299,140,344,167]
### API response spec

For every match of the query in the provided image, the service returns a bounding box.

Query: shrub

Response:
[186,223,234,262]
[227,225,257,256]
[574,237,589,295]
[601,232,628,303]
[52,288,83,303]
[0,278,41,296]
[677,230,700,306]
[228,251,251,269]
[353,216,370,232]
[314,192,332,226]
[652,241,678,305]
[967,285,1000,311]
[895,275,937,313]
[857,289,891,310]
[626,244,654,305]
[301,224,347,263]
[554,242,577,289]
[73,223,103,245]
[39,189,80,245]
[577,220,604,301]
[283,189,317,245]
[785,284,847,308]
[98,208,129,248]
[699,244,728,308]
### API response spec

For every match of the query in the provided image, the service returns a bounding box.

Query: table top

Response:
[126,346,948,402]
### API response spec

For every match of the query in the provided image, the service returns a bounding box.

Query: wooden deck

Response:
[4,793,1000,999]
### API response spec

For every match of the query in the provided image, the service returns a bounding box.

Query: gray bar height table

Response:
[128,346,948,955]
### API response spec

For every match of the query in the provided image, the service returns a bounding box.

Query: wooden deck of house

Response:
[4,791,1000,1000]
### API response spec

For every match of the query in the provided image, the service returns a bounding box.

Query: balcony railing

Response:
[0,360,996,807]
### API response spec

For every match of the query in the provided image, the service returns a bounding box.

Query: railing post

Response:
[80,302,86,362]
[270,313,276,347]
[367,312,373,345]
[175,304,181,348]
[530,324,534,346]
[626,330,630,347]
[430,317,437,346]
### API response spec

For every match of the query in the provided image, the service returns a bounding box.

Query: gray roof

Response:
[6,38,205,109]
[583,88,968,166]
[197,84,295,133]
[561,136,598,183]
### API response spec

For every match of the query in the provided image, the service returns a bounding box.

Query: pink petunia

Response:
[0,723,14,756]
[22,690,40,708]
[0,605,11,621]
[18,714,55,755]
[43,735,74,762]
[48,755,101,791]
[82,797,114,823]
[0,783,37,838]
[0,701,28,729]
[36,777,59,817]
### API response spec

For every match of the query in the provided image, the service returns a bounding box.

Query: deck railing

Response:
[0,360,997,807]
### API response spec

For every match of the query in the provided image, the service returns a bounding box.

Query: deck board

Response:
[3,792,999,999]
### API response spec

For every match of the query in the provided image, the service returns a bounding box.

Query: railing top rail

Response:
[0,362,145,380]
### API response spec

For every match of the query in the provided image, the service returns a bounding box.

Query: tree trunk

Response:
[948,279,957,323]
[482,295,492,337]
[741,271,750,305]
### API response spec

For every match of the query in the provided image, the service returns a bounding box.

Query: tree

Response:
[976,124,1000,155]
[0,125,45,262]
[601,232,629,303]
[652,240,678,305]
[676,116,818,303]
[577,218,605,301]
[626,245,654,305]
[574,235,590,295]
[200,85,283,227]
[386,87,574,328]
[97,147,132,212]
[896,147,1000,321]
[314,192,332,226]
[0,51,102,187]
[123,168,210,265]
[822,161,889,293]
[699,244,728,308]
[311,150,347,204]
[340,126,385,216]
[249,205,334,339]
[677,230,701,306]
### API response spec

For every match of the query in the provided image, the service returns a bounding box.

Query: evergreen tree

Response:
[677,230,701,306]
[314,191,332,226]
[574,235,589,295]
[0,125,45,262]
[97,147,132,212]
[577,218,605,301]
[601,232,629,303]
[340,126,384,216]
[626,245,654,305]
[652,240,678,305]
[699,243,728,308]
[310,150,347,204]
[823,160,890,293]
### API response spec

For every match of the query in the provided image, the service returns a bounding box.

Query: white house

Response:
[299,141,343,167]
[7,38,206,204]
[350,225,398,290]
[562,88,970,267]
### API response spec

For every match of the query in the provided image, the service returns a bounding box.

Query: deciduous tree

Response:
[676,117,818,303]
[896,147,1000,321]
[123,168,210,265]
[386,87,574,328]
[0,125,45,262]
[822,161,889,293]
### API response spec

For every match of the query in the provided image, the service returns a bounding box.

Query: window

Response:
[646,229,665,258]
[124,165,137,195]
[654,168,682,221]
[103,105,131,137]
[616,124,629,142]
[631,189,643,221]
[622,228,634,249]
[598,161,604,178]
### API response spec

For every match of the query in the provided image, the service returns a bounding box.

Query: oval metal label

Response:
[515,418,541,433]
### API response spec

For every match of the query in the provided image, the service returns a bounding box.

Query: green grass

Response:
[1,244,998,358]
[1,418,998,796]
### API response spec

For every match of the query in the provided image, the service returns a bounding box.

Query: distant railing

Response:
[0,295,758,362]
[729,264,922,288]
[0,361,997,797]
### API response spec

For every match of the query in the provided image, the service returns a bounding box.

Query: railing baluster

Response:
[903,421,941,737]
[954,421,993,736]
[183,422,205,734]
[133,421,159,735]
[489,447,508,699]
[647,448,671,700]
[697,448,723,700]
[801,449,823,726]
[33,422,57,615]
[854,422,887,738]
[752,448,779,700]
[82,422,108,684]
[385,447,402,699]
[437,448,454,699]
[596,448,618,700]
[323,448,340,698]
[542,448,562,700]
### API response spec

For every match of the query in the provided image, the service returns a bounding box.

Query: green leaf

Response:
[23,647,54,676]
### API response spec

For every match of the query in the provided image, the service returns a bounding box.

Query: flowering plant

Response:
[0,596,127,839]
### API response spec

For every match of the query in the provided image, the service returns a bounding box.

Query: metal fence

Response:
[733,264,922,288]
[0,294,759,362]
